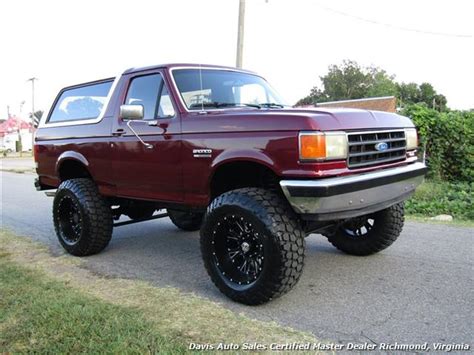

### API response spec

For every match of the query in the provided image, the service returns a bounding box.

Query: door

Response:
[111,71,183,202]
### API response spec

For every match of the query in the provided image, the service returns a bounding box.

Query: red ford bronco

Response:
[35,64,427,304]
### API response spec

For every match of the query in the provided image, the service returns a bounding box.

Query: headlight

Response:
[299,131,348,161]
[405,128,418,150]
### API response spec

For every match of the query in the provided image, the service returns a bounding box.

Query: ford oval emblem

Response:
[375,142,389,151]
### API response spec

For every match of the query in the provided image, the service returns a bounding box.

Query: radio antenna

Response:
[199,64,204,113]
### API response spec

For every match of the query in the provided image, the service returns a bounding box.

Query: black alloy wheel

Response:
[56,195,83,245]
[341,215,375,238]
[211,213,265,287]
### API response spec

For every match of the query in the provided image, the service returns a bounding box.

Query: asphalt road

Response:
[1,171,473,346]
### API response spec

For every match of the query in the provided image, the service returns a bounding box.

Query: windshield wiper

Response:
[259,102,285,108]
[189,102,261,109]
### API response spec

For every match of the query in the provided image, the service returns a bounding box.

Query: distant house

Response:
[297,96,397,113]
[0,116,34,151]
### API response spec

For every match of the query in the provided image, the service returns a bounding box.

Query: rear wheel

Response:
[53,178,113,256]
[125,201,156,220]
[168,209,204,231]
[200,188,305,305]
[325,203,405,256]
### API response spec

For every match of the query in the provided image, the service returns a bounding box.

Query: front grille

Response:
[347,130,406,169]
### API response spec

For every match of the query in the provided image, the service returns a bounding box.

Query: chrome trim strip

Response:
[346,129,406,135]
[348,137,405,146]
[281,162,425,190]
[39,73,122,128]
[348,155,406,168]
[349,147,406,157]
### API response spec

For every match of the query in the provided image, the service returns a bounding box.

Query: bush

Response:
[401,104,474,182]
[405,181,474,220]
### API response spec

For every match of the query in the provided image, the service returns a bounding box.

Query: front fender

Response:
[209,149,279,182]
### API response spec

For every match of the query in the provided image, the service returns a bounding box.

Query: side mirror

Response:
[120,104,144,120]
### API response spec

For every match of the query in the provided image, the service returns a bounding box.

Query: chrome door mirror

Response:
[118,104,152,149]
[119,104,144,120]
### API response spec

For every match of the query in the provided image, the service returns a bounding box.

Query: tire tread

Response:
[201,188,305,305]
[325,203,404,256]
[53,178,112,256]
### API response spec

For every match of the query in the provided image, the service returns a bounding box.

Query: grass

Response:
[0,168,36,174]
[0,152,33,159]
[0,229,317,354]
[405,180,473,221]
[406,215,474,228]
[0,257,187,354]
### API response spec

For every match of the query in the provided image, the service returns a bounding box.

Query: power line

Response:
[316,3,472,39]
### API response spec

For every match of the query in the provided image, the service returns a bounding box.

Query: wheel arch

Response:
[56,151,92,181]
[209,153,281,199]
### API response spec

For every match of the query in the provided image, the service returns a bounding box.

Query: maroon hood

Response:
[285,107,414,131]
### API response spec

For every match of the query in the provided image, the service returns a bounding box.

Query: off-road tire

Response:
[200,188,305,305]
[168,209,204,231]
[325,203,405,256]
[53,178,113,256]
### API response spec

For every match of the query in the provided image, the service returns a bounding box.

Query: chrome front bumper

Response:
[280,162,427,221]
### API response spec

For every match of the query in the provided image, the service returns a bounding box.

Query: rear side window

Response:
[48,81,113,123]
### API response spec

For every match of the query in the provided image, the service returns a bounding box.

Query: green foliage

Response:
[402,104,474,182]
[406,181,474,220]
[366,70,398,97]
[296,60,447,111]
[398,82,448,111]
[321,60,372,101]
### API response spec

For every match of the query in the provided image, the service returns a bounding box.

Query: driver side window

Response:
[125,74,175,119]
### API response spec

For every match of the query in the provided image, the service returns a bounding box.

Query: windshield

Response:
[172,68,287,110]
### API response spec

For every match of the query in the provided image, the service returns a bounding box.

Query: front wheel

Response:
[53,178,113,256]
[200,188,305,305]
[325,203,405,256]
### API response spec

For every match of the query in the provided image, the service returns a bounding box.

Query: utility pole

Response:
[27,77,38,150]
[17,111,22,156]
[27,77,37,122]
[236,0,245,68]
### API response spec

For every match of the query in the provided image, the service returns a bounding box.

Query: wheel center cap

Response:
[241,242,250,253]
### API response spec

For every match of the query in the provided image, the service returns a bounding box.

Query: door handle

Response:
[112,129,125,136]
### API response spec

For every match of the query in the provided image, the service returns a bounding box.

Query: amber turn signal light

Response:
[299,134,326,160]
[299,131,348,161]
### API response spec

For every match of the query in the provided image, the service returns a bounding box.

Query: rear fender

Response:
[55,151,90,177]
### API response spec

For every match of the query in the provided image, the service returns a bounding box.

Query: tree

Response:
[367,69,398,97]
[433,94,447,111]
[419,82,436,105]
[296,60,448,111]
[296,60,372,105]
[396,82,420,105]
[397,82,447,111]
[321,60,373,101]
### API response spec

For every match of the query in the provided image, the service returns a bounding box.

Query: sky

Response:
[0,0,473,119]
